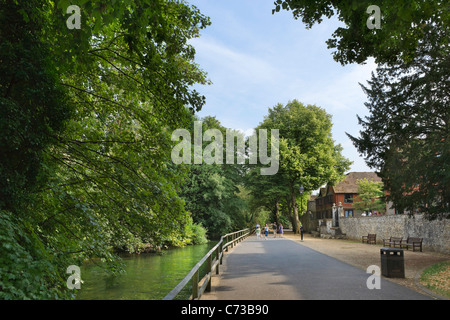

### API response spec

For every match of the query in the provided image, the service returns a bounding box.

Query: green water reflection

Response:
[76,242,216,300]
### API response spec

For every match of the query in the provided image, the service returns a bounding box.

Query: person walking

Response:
[272,222,277,238]
[277,224,283,238]
[264,224,269,240]
[256,224,261,240]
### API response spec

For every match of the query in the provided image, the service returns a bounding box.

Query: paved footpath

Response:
[203,235,431,300]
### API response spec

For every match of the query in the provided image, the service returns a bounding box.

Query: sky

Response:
[187,0,377,173]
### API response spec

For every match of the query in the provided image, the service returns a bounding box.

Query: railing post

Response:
[192,270,199,300]
[215,246,220,274]
[207,255,212,292]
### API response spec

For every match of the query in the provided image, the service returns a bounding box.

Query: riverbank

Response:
[283,232,450,299]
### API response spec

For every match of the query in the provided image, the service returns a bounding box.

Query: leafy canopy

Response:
[273,0,448,65]
[0,0,211,299]
[347,23,449,218]
[247,100,351,233]
[353,178,386,214]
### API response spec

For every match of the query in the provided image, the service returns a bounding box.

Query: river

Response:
[76,241,216,300]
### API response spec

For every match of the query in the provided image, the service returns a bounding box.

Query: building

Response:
[314,172,386,220]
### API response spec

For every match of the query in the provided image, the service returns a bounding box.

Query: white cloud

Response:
[190,36,282,85]
[299,58,377,112]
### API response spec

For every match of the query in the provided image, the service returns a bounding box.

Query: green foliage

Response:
[246,100,351,233]
[348,23,449,218]
[0,210,74,299]
[353,178,386,214]
[185,218,208,245]
[180,115,248,239]
[274,0,448,65]
[0,0,72,212]
[0,0,212,299]
[277,215,291,229]
[275,0,449,218]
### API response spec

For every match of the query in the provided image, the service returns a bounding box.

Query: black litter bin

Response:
[380,248,405,278]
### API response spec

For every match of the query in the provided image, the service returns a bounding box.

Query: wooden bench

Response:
[383,237,402,248]
[362,234,376,244]
[401,237,423,252]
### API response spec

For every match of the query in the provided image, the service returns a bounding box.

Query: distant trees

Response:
[353,179,386,215]
[179,115,249,239]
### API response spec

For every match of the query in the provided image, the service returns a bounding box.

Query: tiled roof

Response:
[332,172,382,193]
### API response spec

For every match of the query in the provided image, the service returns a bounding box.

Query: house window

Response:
[345,210,353,217]
[344,194,353,203]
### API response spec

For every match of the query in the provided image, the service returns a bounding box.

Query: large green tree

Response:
[0,0,211,299]
[0,0,72,212]
[250,100,351,233]
[0,0,74,299]
[348,24,449,218]
[275,0,449,219]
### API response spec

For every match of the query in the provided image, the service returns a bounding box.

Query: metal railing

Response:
[162,228,251,300]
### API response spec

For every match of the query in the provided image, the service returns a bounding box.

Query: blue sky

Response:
[188,0,377,173]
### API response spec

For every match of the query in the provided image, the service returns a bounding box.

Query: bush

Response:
[183,216,208,245]
[0,210,73,299]
[189,223,208,245]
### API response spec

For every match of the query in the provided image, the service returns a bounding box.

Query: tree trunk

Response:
[285,195,294,230]
[274,199,280,225]
[290,183,301,234]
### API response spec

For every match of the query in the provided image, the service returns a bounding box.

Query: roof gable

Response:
[332,172,382,194]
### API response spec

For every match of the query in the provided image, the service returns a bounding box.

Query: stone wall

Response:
[339,214,449,254]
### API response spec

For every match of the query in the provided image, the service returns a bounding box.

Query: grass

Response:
[420,261,450,299]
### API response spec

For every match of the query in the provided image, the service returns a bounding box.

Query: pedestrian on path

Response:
[272,222,277,238]
[256,225,261,240]
[264,224,269,240]
[277,224,283,238]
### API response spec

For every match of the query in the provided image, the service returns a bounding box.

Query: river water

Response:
[76,242,216,300]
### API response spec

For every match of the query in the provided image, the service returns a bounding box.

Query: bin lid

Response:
[380,247,404,254]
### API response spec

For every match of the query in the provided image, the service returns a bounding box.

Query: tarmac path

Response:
[204,235,431,300]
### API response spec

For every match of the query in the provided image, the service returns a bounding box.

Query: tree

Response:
[274,0,449,219]
[0,0,211,299]
[0,0,74,299]
[244,161,288,226]
[252,100,351,233]
[273,0,448,66]
[179,115,248,239]
[0,0,72,212]
[353,178,386,215]
[347,24,449,218]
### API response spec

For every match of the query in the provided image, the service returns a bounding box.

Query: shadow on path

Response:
[209,236,431,300]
